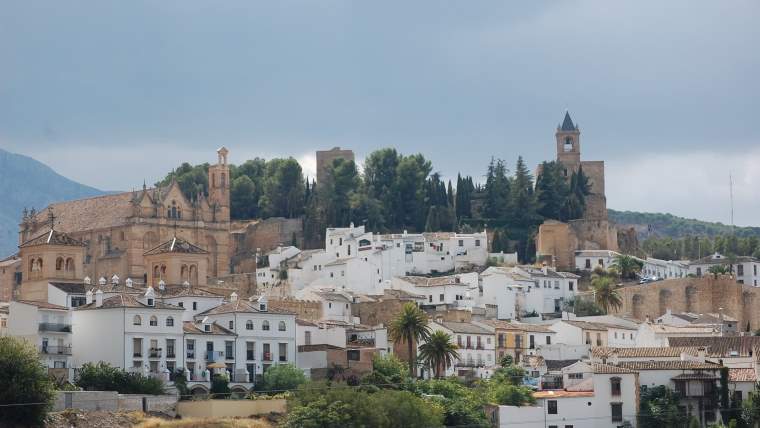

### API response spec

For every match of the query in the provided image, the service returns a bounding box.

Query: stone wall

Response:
[230,217,304,263]
[208,273,257,298]
[611,276,760,331]
[269,297,322,321]
[352,298,408,327]
[536,219,619,270]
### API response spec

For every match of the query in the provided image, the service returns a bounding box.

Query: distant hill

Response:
[0,147,104,257]
[608,209,760,239]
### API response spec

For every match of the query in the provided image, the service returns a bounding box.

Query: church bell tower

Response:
[555,111,581,176]
[207,147,230,222]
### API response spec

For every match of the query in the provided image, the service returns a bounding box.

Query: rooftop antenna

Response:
[729,172,735,234]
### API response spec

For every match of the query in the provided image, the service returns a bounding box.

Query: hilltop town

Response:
[3,113,760,428]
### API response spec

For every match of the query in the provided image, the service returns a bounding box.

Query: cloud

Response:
[606,147,760,227]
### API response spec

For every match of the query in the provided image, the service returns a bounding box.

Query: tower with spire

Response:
[555,110,581,177]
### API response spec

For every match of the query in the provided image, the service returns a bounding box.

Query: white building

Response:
[492,361,639,428]
[195,295,297,379]
[563,314,639,347]
[689,253,760,286]
[575,250,622,272]
[514,266,579,315]
[549,319,609,347]
[8,299,73,371]
[392,273,478,309]
[428,320,495,378]
[642,257,689,280]
[479,267,528,320]
[635,322,719,347]
[72,288,185,376]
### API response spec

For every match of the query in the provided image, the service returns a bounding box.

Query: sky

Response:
[1,1,758,226]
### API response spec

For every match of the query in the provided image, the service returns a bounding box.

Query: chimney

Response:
[697,346,706,363]
[230,292,238,302]
[95,289,103,307]
[85,290,93,305]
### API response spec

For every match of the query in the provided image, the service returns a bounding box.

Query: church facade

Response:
[18,148,233,288]
[536,112,619,269]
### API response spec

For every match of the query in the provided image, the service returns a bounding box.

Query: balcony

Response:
[40,345,72,355]
[206,350,224,362]
[149,348,162,358]
[39,323,71,333]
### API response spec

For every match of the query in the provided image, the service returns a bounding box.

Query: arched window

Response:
[262,320,270,331]
[149,316,158,326]
[246,320,253,330]
[56,257,64,271]
[160,265,167,278]
[29,258,36,273]
[65,258,75,272]
[278,321,286,332]
[166,316,174,327]
[38,258,43,270]
[181,265,188,282]
[133,315,142,325]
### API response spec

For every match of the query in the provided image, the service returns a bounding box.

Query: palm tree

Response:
[419,330,459,379]
[591,276,622,314]
[389,302,431,378]
[611,254,643,280]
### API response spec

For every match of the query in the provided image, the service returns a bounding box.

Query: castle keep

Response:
[536,112,619,269]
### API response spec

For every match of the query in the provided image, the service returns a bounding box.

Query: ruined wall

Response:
[231,218,304,260]
[208,273,256,298]
[611,276,760,331]
[536,221,576,270]
[269,297,322,321]
[351,298,408,327]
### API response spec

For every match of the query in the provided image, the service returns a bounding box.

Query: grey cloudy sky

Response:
[1,1,758,225]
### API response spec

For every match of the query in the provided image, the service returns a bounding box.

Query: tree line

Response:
[158,148,591,261]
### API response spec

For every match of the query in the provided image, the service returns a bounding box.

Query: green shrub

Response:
[210,373,231,398]
[76,361,164,395]
[260,364,307,393]
[0,336,56,427]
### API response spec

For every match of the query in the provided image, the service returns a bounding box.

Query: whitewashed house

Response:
[689,253,760,286]
[642,257,689,279]
[514,265,579,315]
[574,250,622,272]
[479,267,529,320]
[392,274,478,309]
[8,299,73,371]
[72,287,185,377]
[194,295,297,379]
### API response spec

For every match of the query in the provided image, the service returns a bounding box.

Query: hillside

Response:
[608,209,760,239]
[0,148,104,257]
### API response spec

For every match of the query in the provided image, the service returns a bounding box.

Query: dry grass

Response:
[134,416,273,428]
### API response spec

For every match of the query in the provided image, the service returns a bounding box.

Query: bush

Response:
[210,374,230,398]
[489,384,536,406]
[414,379,488,427]
[260,364,307,393]
[284,383,444,428]
[171,368,189,399]
[0,337,56,427]
[76,361,164,395]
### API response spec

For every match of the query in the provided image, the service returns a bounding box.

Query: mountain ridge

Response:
[0,147,104,257]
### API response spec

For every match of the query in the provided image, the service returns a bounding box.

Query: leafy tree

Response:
[535,161,569,220]
[491,365,526,386]
[0,337,56,427]
[322,158,360,227]
[389,303,432,378]
[230,175,257,219]
[638,385,682,428]
[610,254,644,280]
[366,353,409,387]
[261,363,307,393]
[419,330,460,378]
[414,379,488,427]
[709,264,729,277]
[489,383,536,406]
[483,158,511,220]
[509,156,539,229]
[563,297,605,316]
[591,276,622,314]
[258,157,305,218]
[499,355,514,367]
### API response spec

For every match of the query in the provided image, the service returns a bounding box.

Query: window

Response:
[585,259,591,269]
[147,298,154,306]
[187,340,195,359]
[611,403,623,422]
[569,281,574,291]
[178,302,184,308]
[548,400,557,414]
[149,316,158,326]
[596,333,602,346]
[71,296,86,307]
[246,342,255,360]
[278,343,287,362]
[166,316,174,327]
[166,339,175,358]
[193,302,197,310]
[225,341,234,360]
[738,264,744,276]
[598,259,604,266]
[611,377,621,396]
[458,240,464,247]
[262,321,270,331]
[475,239,481,247]
[568,373,583,379]
[529,335,535,349]
[348,349,360,361]
[439,293,444,302]
[133,315,142,325]
[585,332,591,345]
[133,338,142,357]
[246,320,253,330]
[546,336,551,345]
[279,321,286,331]
[229,320,234,330]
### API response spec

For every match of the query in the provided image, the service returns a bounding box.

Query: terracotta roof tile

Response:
[591,363,638,374]
[592,346,703,359]
[668,337,760,358]
[182,321,235,335]
[617,361,722,370]
[729,368,757,382]
[76,294,184,310]
[32,192,136,233]
[16,300,69,310]
[197,298,296,316]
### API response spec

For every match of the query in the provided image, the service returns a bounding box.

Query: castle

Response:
[16,148,235,299]
[536,112,619,269]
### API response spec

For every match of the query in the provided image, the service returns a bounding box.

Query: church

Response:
[16,148,237,300]
[536,112,619,269]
